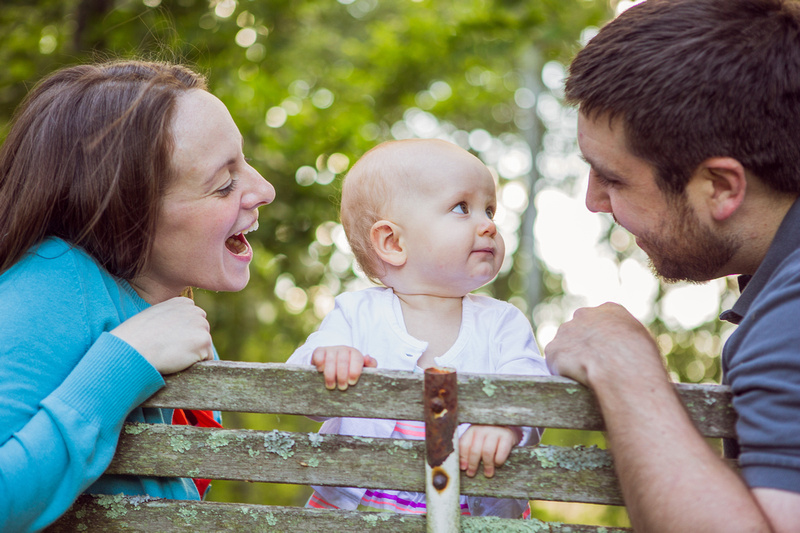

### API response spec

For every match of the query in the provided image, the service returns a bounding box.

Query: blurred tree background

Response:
[1,0,739,527]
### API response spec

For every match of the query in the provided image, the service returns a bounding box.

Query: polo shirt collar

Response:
[720,196,800,325]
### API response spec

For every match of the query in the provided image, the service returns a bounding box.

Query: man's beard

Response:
[628,199,739,283]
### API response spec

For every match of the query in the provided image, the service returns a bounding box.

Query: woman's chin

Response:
[199,270,251,293]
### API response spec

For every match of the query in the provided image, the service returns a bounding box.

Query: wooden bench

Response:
[46,360,736,532]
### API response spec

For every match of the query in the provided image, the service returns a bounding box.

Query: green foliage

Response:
[3,0,681,526]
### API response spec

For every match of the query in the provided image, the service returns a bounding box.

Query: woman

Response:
[0,60,275,532]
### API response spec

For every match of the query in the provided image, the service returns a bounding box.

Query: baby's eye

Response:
[452,202,469,214]
[486,207,495,219]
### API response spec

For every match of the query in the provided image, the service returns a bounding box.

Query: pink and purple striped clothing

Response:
[305,419,531,518]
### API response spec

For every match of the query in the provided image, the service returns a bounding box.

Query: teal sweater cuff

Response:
[49,332,165,426]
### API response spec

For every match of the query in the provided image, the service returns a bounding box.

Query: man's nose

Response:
[585,174,612,214]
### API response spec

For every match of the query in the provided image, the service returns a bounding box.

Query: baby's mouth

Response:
[225,220,259,255]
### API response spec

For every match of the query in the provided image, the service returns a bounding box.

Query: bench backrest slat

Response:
[46,361,735,532]
[48,497,635,532]
[142,362,735,438]
[109,425,625,505]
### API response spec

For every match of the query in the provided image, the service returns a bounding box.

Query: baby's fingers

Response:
[461,432,486,478]
[494,435,514,467]
[310,346,370,391]
[459,429,473,472]
[336,350,355,390]
[480,439,498,478]
[346,351,366,387]
[310,348,335,390]
[323,353,342,390]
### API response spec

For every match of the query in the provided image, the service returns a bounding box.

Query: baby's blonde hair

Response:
[340,140,421,283]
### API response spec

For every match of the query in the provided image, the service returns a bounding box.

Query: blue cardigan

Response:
[0,238,200,532]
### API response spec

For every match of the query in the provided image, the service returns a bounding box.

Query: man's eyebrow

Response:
[579,154,625,182]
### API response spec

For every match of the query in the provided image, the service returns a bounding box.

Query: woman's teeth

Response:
[243,220,259,234]
[226,234,247,254]
[225,220,258,255]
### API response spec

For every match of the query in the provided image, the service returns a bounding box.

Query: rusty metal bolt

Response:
[433,471,449,491]
[430,397,445,414]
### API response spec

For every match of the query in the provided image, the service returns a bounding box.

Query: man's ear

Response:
[693,157,747,221]
[370,220,407,267]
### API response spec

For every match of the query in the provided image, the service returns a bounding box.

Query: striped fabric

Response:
[307,419,469,514]
[305,419,531,518]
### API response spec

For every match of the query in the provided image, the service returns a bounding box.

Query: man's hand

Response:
[310,345,378,390]
[459,425,521,478]
[545,302,662,386]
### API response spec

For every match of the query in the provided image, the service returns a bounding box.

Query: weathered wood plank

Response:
[44,363,737,532]
[111,424,424,494]
[458,374,736,439]
[142,361,736,437]
[46,496,633,532]
[109,424,624,505]
[143,361,425,420]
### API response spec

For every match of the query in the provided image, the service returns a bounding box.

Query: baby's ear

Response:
[370,220,407,267]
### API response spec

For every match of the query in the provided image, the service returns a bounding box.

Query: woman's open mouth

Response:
[225,220,259,256]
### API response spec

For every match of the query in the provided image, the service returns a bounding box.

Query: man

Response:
[544,0,800,531]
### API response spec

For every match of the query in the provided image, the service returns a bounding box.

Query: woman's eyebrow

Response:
[203,158,236,188]
[203,136,245,188]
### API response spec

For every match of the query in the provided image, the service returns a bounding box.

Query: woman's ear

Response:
[370,220,407,267]
[693,157,746,221]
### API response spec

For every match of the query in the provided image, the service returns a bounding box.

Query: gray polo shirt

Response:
[720,196,800,492]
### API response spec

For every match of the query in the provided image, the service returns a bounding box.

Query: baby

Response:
[287,138,549,518]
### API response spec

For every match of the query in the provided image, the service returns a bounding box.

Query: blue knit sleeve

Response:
[0,241,164,532]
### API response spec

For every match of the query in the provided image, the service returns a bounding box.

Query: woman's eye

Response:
[452,202,468,214]
[218,178,238,197]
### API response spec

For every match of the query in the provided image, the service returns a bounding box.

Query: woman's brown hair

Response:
[0,60,206,277]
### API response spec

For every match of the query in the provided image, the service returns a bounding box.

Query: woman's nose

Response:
[244,166,276,209]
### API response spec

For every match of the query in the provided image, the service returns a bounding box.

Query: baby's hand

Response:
[310,346,378,391]
[459,425,522,478]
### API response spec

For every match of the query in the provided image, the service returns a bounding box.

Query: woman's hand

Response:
[110,296,214,374]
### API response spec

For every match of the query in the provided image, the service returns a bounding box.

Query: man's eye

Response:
[591,170,615,187]
[452,202,468,214]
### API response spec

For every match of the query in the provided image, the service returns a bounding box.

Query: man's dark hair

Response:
[565,0,800,196]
